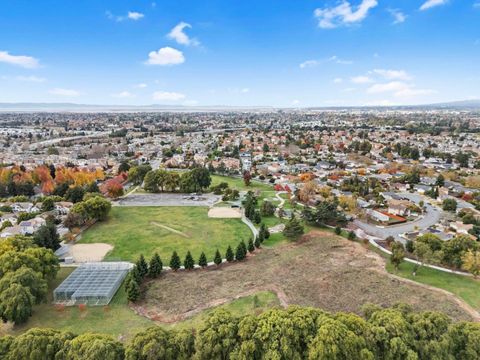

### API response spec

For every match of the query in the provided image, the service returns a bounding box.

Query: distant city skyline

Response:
[1,0,479,107]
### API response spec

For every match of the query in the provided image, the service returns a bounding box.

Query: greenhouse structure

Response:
[53,262,132,306]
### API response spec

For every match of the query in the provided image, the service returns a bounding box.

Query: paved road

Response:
[354,192,443,241]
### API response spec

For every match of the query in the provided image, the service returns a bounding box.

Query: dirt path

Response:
[150,222,190,238]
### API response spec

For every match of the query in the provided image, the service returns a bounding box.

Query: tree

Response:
[0,267,47,304]
[60,333,124,360]
[126,279,140,302]
[254,236,261,248]
[118,161,130,174]
[243,171,251,186]
[413,241,434,275]
[143,171,159,193]
[283,216,304,239]
[128,165,152,185]
[260,200,276,216]
[0,283,34,324]
[303,200,346,227]
[334,226,341,235]
[170,251,181,271]
[442,235,478,269]
[65,186,85,203]
[235,242,246,261]
[184,251,194,270]
[198,252,208,268]
[225,246,234,262]
[348,231,356,240]
[41,197,55,212]
[148,253,162,278]
[390,242,406,270]
[247,238,255,253]
[214,249,222,265]
[462,250,480,278]
[63,212,84,230]
[7,328,74,360]
[136,255,148,279]
[72,196,111,221]
[253,210,261,224]
[33,221,61,251]
[436,174,445,187]
[442,198,457,212]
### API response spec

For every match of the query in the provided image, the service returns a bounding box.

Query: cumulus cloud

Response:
[0,51,39,68]
[152,91,186,101]
[133,83,147,88]
[299,60,319,69]
[111,91,136,98]
[16,75,46,82]
[372,69,412,81]
[167,22,200,46]
[300,56,352,69]
[388,9,407,24]
[146,47,185,66]
[106,10,144,22]
[314,0,378,29]
[351,75,373,84]
[333,78,343,83]
[127,11,144,20]
[420,0,448,11]
[49,88,80,97]
[367,81,435,97]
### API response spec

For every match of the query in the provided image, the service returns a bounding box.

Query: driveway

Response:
[114,193,221,207]
[354,192,443,241]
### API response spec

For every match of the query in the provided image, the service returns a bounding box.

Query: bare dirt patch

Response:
[208,207,242,218]
[132,231,474,323]
[68,243,113,262]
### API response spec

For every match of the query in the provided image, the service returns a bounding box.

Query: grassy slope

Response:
[5,268,279,340]
[79,206,252,262]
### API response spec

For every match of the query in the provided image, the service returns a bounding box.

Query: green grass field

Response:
[386,260,480,310]
[4,268,279,340]
[79,206,252,262]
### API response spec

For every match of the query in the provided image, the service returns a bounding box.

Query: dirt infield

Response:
[68,243,113,262]
[133,231,474,323]
[208,207,242,218]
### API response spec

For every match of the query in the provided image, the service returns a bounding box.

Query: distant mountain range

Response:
[0,100,479,112]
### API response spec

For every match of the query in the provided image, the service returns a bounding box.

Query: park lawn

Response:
[211,175,273,192]
[5,268,154,340]
[386,260,480,310]
[79,206,252,262]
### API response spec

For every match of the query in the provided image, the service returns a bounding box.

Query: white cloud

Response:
[240,88,250,93]
[314,0,378,29]
[49,88,80,97]
[300,56,352,69]
[146,47,185,66]
[474,2,480,8]
[333,77,343,83]
[299,60,319,69]
[0,51,39,68]
[16,75,46,82]
[367,81,435,98]
[106,10,144,22]
[152,91,186,101]
[372,69,412,81]
[127,11,144,20]
[420,0,448,11]
[133,83,147,88]
[351,75,373,84]
[112,91,136,98]
[167,22,200,46]
[291,100,300,106]
[388,9,406,24]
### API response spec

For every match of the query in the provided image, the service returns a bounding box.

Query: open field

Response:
[79,206,252,262]
[1,269,279,340]
[134,230,475,323]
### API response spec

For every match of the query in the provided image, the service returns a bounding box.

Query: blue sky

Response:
[0,0,479,107]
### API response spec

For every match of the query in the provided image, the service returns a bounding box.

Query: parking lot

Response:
[114,193,221,207]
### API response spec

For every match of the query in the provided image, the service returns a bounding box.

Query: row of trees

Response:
[2,304,480,359]
[0,236,59,324]
[143,168,211,193]
[126,237,266,302]
[63,195,112,230]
